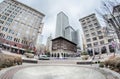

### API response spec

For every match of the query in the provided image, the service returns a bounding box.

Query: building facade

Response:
[0,0,45,53]
[65,26,75,42]
[55,12,69,38]
[46,35,52,53]
[79,13,112,56]
[52,37,77,57]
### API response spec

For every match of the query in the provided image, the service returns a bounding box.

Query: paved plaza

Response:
[0,64,120,79]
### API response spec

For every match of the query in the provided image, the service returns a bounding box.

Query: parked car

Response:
[39,55,49,60]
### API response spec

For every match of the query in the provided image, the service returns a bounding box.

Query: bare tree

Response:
[22,35,36,50]
[96,0,120,41]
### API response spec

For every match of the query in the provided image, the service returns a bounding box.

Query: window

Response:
[2,27,8,32]
[100,41,104,45]
[8,29,14,34]
[108,39,113,43]
[10,15,15,18]
[13,12,17,15]
[99,36,103,39]
[90,28,94,31]
[6,36,12,40]
[83,26,87,29]
[89,24,92,27]
[0,20,4,24]
[82,22,86,25]
[91,16,95,18]
[94,23,98,26]
[5,22,10,26]
[92,19,96,21]
[96,26,100,29]
[86,18,89,20]
[87,21,91,23]
[4,13,9,16]
[1,16,7,20]
[86,39,91,42]
[97,31,102,34]
[81,20,85,22]
[84,30,88,32]
[91,32,96,36]
[93,37,97,41]
[94,42,98,46]
[7,10,12,13]
[85,34,90,37]
[7,18,13,22]
[87,44,92,47]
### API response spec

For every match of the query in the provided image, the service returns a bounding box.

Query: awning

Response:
[3,43,11,47]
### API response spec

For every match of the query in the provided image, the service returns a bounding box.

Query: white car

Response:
[39,55,49,60]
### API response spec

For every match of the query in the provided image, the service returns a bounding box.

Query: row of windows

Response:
[4,1,40,18]
[84,26,101,32]
[0,32,28,45]
[86,36,104,42]
[83,23,99,29]
[81,15,95,23]
[85,31,103,37]
[87,40,105,47]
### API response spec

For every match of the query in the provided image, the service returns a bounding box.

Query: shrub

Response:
[81,52,88,55]
[98,61,101,63]
[0,54,22,68]
[115,60,120,71]
[99,63,104,68]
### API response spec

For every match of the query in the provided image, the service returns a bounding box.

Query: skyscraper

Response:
[55,12,69,38]
[65,26,75,41]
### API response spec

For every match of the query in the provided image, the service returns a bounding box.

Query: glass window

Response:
[10,15,15,18]
[85,34,90,37]
[86,39,91,42]
[108,39,113,43]
[97,31,102,34]
[94,42,98,46]
[87,44,92,47]
[91,32,96,36]
[83,26,87,29]
[0,20,4,24]
[2,27,8,32]
[1,16,7,20]
[4,13,9,16]
[7,18,13,22]
[93,37,97,41]
[94,23,98,26]
[89,24,92,27]
[8,29,14,34]
[90,28,94,31]
[84,30,88,32]
[99,36,103,39]
[6,36,12,40]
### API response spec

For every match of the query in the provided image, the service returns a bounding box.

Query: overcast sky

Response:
[0,0,104,45]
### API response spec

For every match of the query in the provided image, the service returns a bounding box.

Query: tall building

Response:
[65,26,75,41]
[55,12,69,38]
[54,12,81,55]
[79,13,112,56]
[36,35,43,51]
[0,0,45,53]
[46,35,52,53]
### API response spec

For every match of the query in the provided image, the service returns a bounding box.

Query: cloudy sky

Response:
[0,0,104,45]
